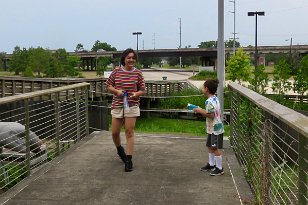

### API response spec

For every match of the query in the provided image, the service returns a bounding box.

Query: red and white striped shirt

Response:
[106,66,145,109]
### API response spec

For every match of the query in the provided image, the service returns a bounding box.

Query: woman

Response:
[106,48,145,172]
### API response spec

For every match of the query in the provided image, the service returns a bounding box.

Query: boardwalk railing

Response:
[0,77,191,98]
[0,82,90,191]
[229,82,308,205]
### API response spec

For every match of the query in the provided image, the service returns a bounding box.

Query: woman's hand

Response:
[129,92,138,98]
[116,90,124,97]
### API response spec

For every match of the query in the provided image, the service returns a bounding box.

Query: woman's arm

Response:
[130,90,145,98]
[107,85,123,97]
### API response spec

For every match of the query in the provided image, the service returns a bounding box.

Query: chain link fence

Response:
[229,82,307,205]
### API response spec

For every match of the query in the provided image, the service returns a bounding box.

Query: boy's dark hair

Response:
[204,79,219,94]
[121,48,137,66]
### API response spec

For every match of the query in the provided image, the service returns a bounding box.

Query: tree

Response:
[198,40,240,48]
[45,56,61,78]
[27,47,51,77]
[249,65,268,94]
[91,40,116,52]
[0,52,6,70]
[48,49,80,77]
[139,57,161,68]
[224,40,241,48]
[75,43,84,52]
[9,46,29,75]
[96,56,111,76]
[294,55,308,101]
[167,57,179,67]
[271,58,292,101]
[198,41,217,48]
[226,48,251,84]
[64,56,81,77]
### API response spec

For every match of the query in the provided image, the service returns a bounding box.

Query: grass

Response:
[0,71,16,77]
[135,117,230,136]
[189,70,217,80]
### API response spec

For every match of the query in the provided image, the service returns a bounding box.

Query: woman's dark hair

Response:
[204,79,219,94]
[120,48,137,66]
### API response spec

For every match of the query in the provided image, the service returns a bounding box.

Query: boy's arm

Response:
[193,107,215,119]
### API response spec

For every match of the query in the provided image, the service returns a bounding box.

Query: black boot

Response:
[117,146,127,163]
[125,155,133,172]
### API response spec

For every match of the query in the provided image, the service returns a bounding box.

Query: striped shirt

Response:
[106,66,145,109]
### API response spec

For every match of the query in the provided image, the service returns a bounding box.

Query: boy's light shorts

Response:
[111,106,140,118]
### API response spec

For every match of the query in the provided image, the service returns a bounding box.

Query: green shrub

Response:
[189,70,217,80]
[0,164,27,189]
[159,87,231,110]
[159,88,205,109]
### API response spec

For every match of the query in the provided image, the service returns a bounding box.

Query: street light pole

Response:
[132,32,142,59]
[289,37,293,63]
[248,11,265,71]
[179,18,182,68]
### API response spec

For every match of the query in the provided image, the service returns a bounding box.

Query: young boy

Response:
[193,79,224,176]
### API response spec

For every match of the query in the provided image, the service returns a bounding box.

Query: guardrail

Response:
[0,82,90,191]
[0,77,191,98]
[228,82,307,205]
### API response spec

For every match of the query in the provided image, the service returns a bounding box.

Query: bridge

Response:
[0,77,307,204]
[3,45,308,71]
[70,45,308,58]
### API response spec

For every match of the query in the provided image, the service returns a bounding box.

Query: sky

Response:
[1,0,308,53]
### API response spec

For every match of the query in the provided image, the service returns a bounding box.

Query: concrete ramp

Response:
[0,131,253,205]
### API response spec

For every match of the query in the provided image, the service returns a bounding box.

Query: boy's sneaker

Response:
[125,160,133,172]
[117,146,127,163]
[210,167,224,176]
[200,163,216,172]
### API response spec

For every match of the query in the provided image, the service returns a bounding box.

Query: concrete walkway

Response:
[0,132,253,205]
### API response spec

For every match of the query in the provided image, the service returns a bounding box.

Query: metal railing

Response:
[229,82,308,205]
[0,76,191,98]
[0,82,90,191]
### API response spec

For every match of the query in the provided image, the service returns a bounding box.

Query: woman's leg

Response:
[111,117,123,147]
[124,117,137,155]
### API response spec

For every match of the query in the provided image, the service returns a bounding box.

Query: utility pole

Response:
[143,40,144,50]
[179,18,182,68]
[218,0,225,114]
[152,33,156,50]
[229,0,238,55]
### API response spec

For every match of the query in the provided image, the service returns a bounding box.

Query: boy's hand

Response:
[193,107,201,113]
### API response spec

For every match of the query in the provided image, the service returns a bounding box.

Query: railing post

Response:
[12,80,16,96]
[75,88,81,141]
[22,81,25,93]
[24,99,31,176]
[2,80,5,97]
[31,81,34,92]
[55,92,60,156]
[298,134,307,205]
[85,87,89,137]
[261,119,272,205]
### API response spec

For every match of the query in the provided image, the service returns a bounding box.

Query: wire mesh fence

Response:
[229,82,308,205]
[0,82,90,191]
